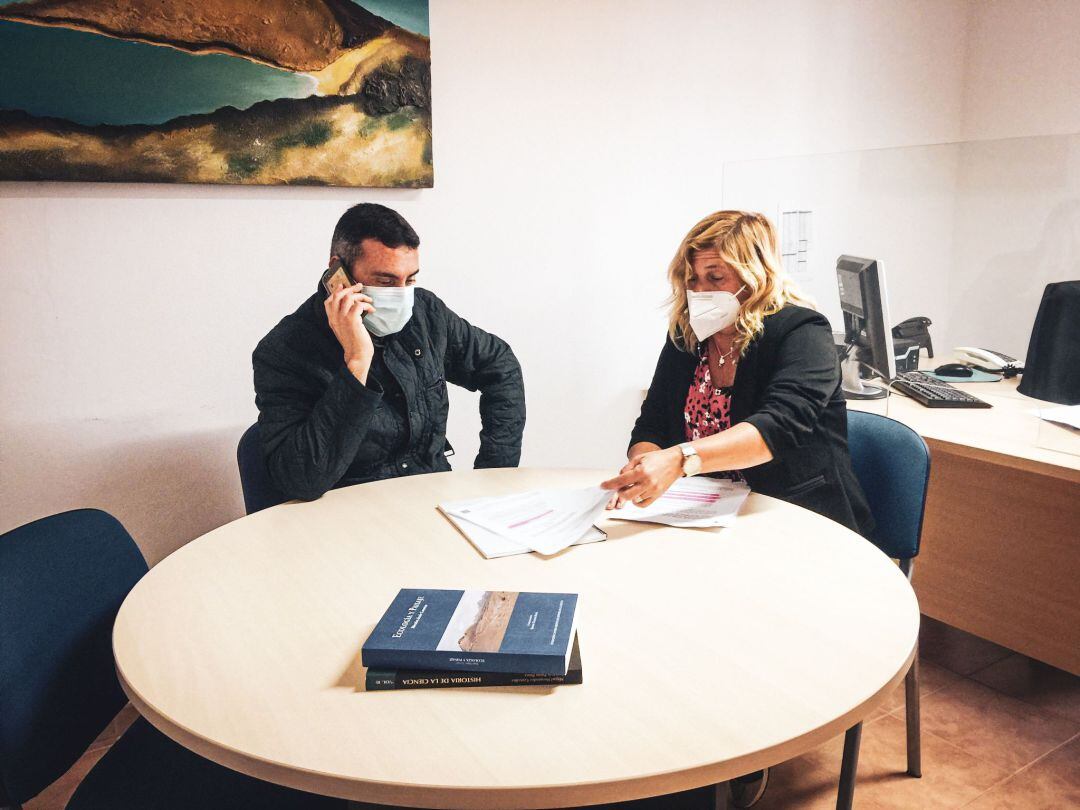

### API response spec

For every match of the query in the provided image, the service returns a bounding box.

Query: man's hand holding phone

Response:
[324,282,376,384]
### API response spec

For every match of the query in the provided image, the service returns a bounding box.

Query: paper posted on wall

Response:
[610,477,751,528]
[439,487,612,557]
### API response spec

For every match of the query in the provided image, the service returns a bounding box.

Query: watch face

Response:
[682,448,702,476]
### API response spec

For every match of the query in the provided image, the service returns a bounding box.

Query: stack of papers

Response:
[439,487,611,558]
[610,477,751,528]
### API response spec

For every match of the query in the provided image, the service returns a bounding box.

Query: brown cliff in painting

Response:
[0,0,433,187]
[0,0,394,72]
[458,591,519,653]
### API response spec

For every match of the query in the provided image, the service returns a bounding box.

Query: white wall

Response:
[2,0,1069,564]
[948,134,1080,357]
[721,133,1080,359]
[721,145,963,340]
[961,0,1080,142]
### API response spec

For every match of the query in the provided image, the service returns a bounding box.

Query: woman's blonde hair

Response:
[667,210,812,353]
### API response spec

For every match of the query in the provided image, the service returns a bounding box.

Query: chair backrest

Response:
[846,410,931,560]
[237,422,286,515]
[0,509,148,805]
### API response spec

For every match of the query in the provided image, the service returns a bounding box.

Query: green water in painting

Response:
[361,0,429,36]
[0,20,318,126]
[0,0,428,127]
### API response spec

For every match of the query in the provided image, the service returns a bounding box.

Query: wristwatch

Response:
[678,443,701,477]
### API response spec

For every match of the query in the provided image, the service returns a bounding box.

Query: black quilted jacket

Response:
[253,286,525,500]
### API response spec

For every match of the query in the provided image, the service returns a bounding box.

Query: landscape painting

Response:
[0,0,432,187]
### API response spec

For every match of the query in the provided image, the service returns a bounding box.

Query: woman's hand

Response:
[601,446,684,509]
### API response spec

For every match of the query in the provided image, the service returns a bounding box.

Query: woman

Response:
[603,209,873,537]
[601,211,873,807]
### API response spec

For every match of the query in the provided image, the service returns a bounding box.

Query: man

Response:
[253,203,525,501]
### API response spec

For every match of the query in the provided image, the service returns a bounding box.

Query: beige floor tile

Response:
[969,654,1080,724]
[920,678,1080,773]
[23,746,107,810]
[964,734,1080,809]
[757,712,1011,809]
[827,714,1009,809]
[919,617,1014,676]
[881,657,962,714]
[753,752,839,809]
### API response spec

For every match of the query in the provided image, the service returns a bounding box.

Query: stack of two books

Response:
[361,589,582,691]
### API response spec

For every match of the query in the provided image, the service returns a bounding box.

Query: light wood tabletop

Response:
[847,369,1080,480]
[114,468,919,809]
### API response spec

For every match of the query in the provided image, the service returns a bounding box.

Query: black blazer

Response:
[631,305,874,535]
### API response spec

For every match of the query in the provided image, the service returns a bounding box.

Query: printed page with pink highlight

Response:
[611,478,750,528]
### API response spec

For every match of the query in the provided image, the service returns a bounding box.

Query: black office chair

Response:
[836,411,931,809]
[237,422,287,514]
[0,509,342,810]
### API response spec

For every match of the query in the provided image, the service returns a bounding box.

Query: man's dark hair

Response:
[330,203,420,269]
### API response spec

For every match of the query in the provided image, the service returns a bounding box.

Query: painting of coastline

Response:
[0,0,432,187]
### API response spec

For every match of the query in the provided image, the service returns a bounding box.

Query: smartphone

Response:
[321,258,354,297]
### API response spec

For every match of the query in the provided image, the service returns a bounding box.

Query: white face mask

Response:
[364,286,415,337]
[687,285,746,342]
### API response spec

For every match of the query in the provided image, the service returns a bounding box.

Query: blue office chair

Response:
[237,422,287,514]
[0,509,342,810]
[836,411,931,810]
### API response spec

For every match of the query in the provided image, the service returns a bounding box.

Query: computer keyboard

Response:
[891,371,992,409]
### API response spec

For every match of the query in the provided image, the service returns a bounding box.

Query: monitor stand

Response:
[841,355,888,400]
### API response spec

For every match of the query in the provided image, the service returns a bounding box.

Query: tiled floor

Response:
[23,617,1080,809]
[756,617,1080,809]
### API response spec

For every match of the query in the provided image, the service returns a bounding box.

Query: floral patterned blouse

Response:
[684,345,743,481]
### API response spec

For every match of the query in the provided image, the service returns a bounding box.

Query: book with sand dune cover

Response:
[361,589,578,675]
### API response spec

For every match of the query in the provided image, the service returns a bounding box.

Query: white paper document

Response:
[439,498,607,559]
[610,477,751,528]
[439,487,612,556]
[1034,405,1080,431]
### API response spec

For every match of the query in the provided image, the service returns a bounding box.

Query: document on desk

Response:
[610,477,751,528]
[439,487,612,556]
[1034,405,1080,431]
[439,498,606,559]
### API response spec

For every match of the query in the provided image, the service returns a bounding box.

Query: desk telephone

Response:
[953,347,1022,374]
[891,316,1023,377]
[893,316,933,357]
[884,318,1004,408]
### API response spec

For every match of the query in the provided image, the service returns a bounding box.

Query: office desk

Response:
[847,375,1080,675]
[113,468,917,809]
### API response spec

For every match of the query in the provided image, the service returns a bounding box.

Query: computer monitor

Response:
[835,255,896,399]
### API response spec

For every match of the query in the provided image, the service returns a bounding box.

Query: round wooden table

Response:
[114,468,919,809]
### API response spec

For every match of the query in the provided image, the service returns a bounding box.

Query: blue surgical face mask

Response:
[363,286,415,337]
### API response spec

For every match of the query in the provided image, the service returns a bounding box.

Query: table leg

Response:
[905,652,922,777]
[714,780,732,810]
[836,722,862,810]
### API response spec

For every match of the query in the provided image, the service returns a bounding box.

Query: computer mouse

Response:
[934,363,974,378]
